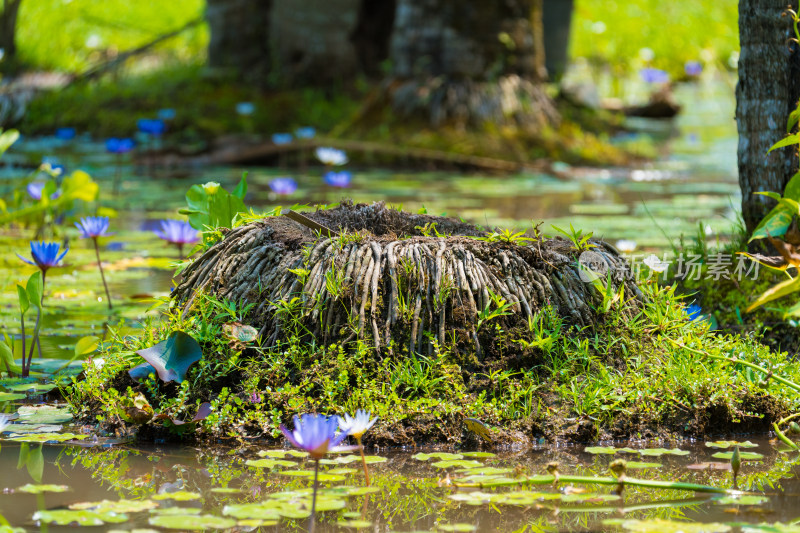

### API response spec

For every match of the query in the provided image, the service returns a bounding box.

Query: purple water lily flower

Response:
[640,68,670,84]
[137,119,166,136]
[27,182,60,201]
[154,220,199,245]
[684,61,703,77]
[295,127,316,139]
[269,177,298,196]
[55,127,76,140]
[18,241,68,273]
[106,138,136,154]
[280,414,347,460]
[75,216,111,239]
[323,170,352,188]
[272,133,293,145]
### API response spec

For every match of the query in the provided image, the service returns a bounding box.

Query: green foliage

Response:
[551,223,596,251]
[477,229,534,245]
[180,175,248,232]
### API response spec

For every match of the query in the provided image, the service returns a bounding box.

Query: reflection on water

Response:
[0,438,798,531]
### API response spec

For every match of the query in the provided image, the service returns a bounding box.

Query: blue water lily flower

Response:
[272,133,293,145]
[18,241,68,272]
[235,102,255,116]
[269,177,298,196]
[280,414,347,460]
[640,68,670,84]
[323,170,352,188]
[157,108,176,120]
[137,119,166,136]
[75,216,111,239]
[106,138,135,154]
[295,127,316,139]
[55,127,76,140]
[154,220,199,245]
[686,303,703,321]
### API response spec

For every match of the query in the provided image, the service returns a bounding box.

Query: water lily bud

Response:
[731,445,741,480]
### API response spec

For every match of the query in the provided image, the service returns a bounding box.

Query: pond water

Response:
[0,75,769,532]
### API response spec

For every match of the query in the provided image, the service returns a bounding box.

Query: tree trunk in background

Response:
[206,0,272,83]
[389,0,558,129]
[0,0,22,70]
[737,0,800,234]
[351,0,397,77]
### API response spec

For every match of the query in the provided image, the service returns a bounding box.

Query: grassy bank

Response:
[66,240,799,447]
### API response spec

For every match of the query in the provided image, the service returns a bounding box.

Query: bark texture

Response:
[206,0,272,82]
[388,0,558,128]
[737,0,800,233]
[173,203,643,362]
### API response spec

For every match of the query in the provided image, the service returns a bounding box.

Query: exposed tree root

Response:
[174,201,643,362]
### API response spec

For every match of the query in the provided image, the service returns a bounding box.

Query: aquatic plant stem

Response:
[773,412,800,451]
[668,339,800,394]
[357,437,371,486]
[19,312,25,375]
[309,458,319,533]
[24,301,42,377]
[92,238,113,309]
[454,474,739,494]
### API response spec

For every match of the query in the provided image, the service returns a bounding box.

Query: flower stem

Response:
[357,437,370,486]
[93,238,113,309]
[309,458,319,533]
[24,302,42,377]
[20,312,25,374]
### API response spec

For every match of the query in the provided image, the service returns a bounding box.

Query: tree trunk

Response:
[0,0,22,70]
[206,0,272,83]
[737,0,800,234]
[389,0,558,129]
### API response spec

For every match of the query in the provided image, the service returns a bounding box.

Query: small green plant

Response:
[477,228,534,245]
[476,289,515,331]
[180,175,248,233]
[551,224,596,251]
[415,222,448,237]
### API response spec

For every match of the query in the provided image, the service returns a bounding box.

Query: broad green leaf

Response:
[711,451,764,461]
[716,495,769,506]
[33,510,127,526]
[26,444,43,482]
[785,170,800,200]
[16,484,70,494]
[0,342,20,374]
[26,272,42,310]
[412,452,463,461]
[606,518,731,533]
[16,405,72,424]
[0,129,19,157]
[755,191,782,201]
[750,200,797,241]
[74,336,100,358]
[245,458,296,469]
[768,133,800,153]
[747,275,800,312]
[60,170,99,202]
[16,285,29,314]
[705,440,758,449]
[134,331,203,383]
[232,173,248,199]
[789,107,800,132]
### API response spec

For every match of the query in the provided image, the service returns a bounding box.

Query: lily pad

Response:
[638,448,690,457]
[148,514,236,530]
[625,461,663,469]
[412,452,463,461]
[150,508,202,516]
[133,331,203,384]
[4,383,57,393]
[209,487,242,494]
[431,459,483,469]
[33,509,129,526]
[70,500,159,513]
[716,495,769,506]
[321,454,387,465]
[438,523,477,532]
[16,483,71,494]
[461,452,496,458]
[585,446,619,454]
[16,405,72,424]
[257,449,308,459]
[6,432,87,443]
[0,392,26,402]
[222,503,281,521]
[705,440,759,449]
[151,490,202,501]
[245,458,296,469]
[338,519,373,528]
[711,451,764,461]
[604,518,731,532]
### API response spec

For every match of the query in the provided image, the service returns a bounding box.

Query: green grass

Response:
[571,0,738,77]
[14,0,206,72]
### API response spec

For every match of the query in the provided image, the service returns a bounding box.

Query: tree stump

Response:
[174,202,643,363]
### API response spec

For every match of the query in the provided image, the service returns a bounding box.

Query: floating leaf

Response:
[560,493,622,503]
[4,383,57,393]
[456,466,512,476]
[244,458,295,469]
[705,440,759,449]
[16,483,70,494]
[70,499,158,513]
[638,448,690,457]
[716,495,769,506]
[431,460,483,469]
[150,507,202,516]
[585,446,618,454]
[222,503,281,521]
[16,405,72,424]
[0,392,26,402]
[148,514,236,530]
[151,491,202,501]
[133,331,203,384]
[6,432,87,443]
[338,519,373,528]
[438,523,477,532]
[711,451,764,461]
[461,451,496,458]
[33,509,129,526]
[605,518,731,533]
[412,452,463,461]
[321,454,387,465]
[208,487,241,494]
